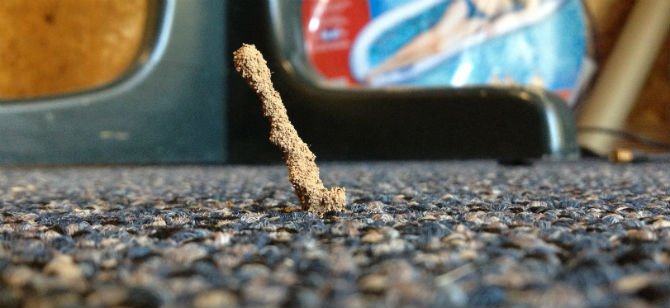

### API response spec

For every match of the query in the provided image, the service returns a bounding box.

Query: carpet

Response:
[1,160,669,307]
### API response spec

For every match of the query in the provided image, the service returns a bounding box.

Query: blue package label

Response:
[303,0,594,105]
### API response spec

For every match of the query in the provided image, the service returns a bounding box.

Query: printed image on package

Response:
[302,0,593,105]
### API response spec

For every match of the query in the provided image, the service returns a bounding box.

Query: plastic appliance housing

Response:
[226,0,579,163]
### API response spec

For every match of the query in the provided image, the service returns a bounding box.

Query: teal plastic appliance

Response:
[0,0,578,164]
[227,0,579,163]
[0,1,226,164]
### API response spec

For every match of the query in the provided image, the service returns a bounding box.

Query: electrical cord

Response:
[577,126,670,163]
[577,126,670,151]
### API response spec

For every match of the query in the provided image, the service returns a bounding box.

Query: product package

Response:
[302,0,593,105]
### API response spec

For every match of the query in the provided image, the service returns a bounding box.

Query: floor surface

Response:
[1,160,669,307]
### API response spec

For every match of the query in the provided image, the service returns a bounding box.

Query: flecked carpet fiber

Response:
[1,160,670,307]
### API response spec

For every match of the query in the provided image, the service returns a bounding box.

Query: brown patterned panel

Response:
[584,0,670,150]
